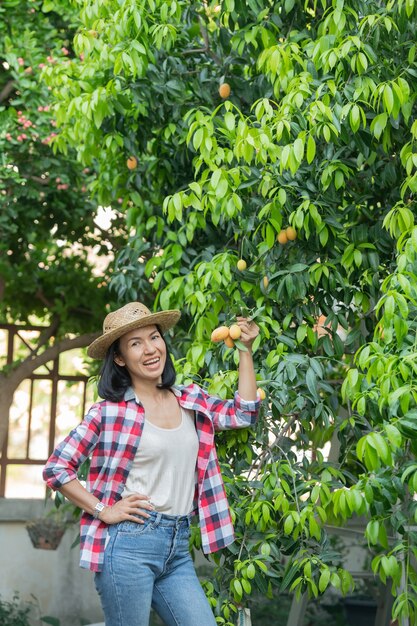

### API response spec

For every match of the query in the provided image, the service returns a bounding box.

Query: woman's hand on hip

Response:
[99,493,154,525]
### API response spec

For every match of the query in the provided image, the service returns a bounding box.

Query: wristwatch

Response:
[93,501,106,519]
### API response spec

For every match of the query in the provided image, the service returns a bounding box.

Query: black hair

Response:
[97,327,177,402]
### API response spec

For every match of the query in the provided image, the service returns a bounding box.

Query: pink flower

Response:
[56,177,61,183]
[118,198,123,204]
[43,105,50,112]
[38,106,44,112]
[61,47,69,55]
[5,133,12,141]
[47,56,55,63]
[17,57,25,66]
[38,63,46,69]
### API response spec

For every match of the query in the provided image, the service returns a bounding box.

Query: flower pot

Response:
[25,518,67,550]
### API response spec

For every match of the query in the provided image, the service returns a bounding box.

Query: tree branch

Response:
[5,331,100,388]
[34,315,60,352]
[0,79,15,103]
[197,16,222,65]
[35,289,55,309]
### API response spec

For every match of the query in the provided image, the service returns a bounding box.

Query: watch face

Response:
[96,502,105,511]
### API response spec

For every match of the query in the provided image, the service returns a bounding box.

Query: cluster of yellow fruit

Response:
[210,325,266,400]
[277,226,297,244]
[211,323,242,348]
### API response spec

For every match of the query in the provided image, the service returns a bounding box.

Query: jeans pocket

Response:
[117,516,157,535]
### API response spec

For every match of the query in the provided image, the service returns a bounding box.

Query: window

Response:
[0,324,95,498]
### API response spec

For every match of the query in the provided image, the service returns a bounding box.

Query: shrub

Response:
[0,593,32,626]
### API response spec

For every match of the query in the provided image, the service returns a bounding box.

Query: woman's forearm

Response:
[238,348,258,401]
[59,479,101,516]
[59,478,155,525]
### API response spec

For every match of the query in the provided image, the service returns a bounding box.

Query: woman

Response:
[43,301,260,626]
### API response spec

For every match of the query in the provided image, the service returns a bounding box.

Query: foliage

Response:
[0,0,124,333]
[0,594,32,626]
[28,0,417,623]
[343,226,417,623]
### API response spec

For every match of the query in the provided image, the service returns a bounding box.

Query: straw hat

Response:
[87,302,181,359]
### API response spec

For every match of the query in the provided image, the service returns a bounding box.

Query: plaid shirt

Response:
[43,383,260,572]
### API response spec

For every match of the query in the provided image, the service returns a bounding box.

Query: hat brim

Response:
[87,310,181,359]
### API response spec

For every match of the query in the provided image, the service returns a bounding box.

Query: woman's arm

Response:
[59,479,153,524]
[236,317,259,401]
[187,317,260,431]
[43,405,102,491]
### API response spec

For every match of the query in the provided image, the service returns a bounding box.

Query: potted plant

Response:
[25,496,77,550]
[26,458,90,550]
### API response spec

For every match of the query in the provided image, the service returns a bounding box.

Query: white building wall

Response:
[0,499,103,626]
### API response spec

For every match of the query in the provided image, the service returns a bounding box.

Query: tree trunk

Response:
[0,331,99,453]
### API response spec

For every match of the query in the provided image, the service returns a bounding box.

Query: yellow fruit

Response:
[263,276,269,288]
[88,30,98,37]
[229,324,241,340]
[127,156,137,170]
[277,230,288,244]
[286,226,297,241]
[218,82,231,99]
[257,388,266,400]
[237,259,247,271]
[224,336,235,348]
[211,326,230,342]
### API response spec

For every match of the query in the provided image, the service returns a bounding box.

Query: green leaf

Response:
[306,134,316,163]
[306,367,319,400]
[224,111,236,131]
[319,568,330,593]
[284,515,294,535]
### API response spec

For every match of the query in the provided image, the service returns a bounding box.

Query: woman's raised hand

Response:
[236,317,259,351]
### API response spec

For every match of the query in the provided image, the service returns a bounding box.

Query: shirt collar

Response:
[123,385,181,403]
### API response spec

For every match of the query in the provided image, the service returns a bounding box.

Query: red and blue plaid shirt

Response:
[43,383,260,572]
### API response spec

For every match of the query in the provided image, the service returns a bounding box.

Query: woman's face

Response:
[114,324,167,383]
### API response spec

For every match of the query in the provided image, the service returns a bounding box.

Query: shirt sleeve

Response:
[42,403,102,490]
[193,385,260,431]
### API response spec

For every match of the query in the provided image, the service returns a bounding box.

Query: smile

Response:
[143,358,160,366]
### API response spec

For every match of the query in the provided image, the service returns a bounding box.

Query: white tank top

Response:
[121,407,199,515]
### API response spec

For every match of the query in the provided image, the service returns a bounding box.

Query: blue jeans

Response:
[94,511,217,626]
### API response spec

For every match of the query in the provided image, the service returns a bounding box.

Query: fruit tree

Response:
[32,0,417,623]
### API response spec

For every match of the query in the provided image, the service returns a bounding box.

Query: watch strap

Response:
[93,501,106,519]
